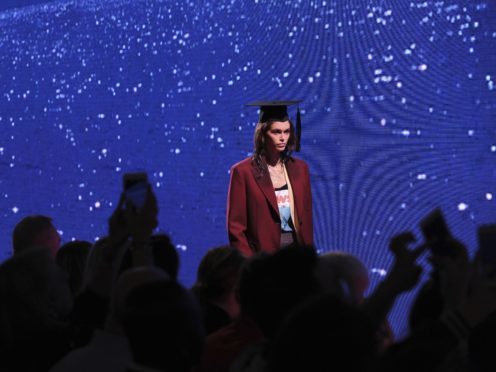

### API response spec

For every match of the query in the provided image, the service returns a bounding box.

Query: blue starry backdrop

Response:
[0,0,495,336]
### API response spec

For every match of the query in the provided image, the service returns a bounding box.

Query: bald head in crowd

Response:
[12,215,61,257]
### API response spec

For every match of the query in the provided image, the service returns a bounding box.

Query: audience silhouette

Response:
[0,183,494,372]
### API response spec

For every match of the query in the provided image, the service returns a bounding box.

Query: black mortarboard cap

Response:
[246,100,302,151]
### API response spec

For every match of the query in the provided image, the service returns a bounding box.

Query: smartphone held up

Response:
[123,172,149,210]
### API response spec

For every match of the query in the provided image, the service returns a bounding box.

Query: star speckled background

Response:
[0,0,495,336]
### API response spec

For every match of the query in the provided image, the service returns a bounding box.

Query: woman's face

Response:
[265,121,291,154]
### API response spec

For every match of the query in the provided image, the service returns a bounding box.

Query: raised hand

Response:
[124,184,159,246]
[387,232,425,294]
[101,193,130,262]
[362,232,425,331]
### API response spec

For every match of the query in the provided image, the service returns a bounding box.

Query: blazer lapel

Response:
[285,158,304,220]
[251,160,279,216]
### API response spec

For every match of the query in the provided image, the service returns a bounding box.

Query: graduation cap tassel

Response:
[296,106,301,152]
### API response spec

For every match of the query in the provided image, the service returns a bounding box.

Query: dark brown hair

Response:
[253,119,296,170]
[192,246,245,302]
[56,240,92,294]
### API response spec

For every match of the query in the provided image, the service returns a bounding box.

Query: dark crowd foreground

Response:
[1,186,495,372]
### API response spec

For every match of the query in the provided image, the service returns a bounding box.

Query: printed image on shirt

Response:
[275,184,293,232]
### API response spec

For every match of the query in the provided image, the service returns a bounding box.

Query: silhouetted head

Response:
[106,266,170,333]
[268,294,377,372]
[81,237,111,288]
[56,240,92,294]
[193,246,245,303]
[120,280,205,372]
[0,247,73,372]
[237,245,319,338]
[12,215,61,257]
[315,251,369,304]
[0,247,73,344]
[119,234,180,280]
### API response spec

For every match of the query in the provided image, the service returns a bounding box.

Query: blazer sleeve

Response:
[226,165,252,257]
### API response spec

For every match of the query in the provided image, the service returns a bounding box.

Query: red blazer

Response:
[226,156,313,257]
